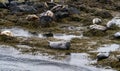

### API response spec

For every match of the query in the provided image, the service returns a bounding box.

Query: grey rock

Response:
[10,5,37,14]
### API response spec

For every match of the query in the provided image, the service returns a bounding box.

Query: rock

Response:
[89,24,107,31]
[39,16,53,27]
[0,30,14,37]
[45,2,57,9]
[92,18,102,24]
[26,14,39,21]
[68,7,80,15]
[10,5,37,14]
[55,11,69,19]
[106,17,120,28]
[33,2,45,11]
[97,52,110,61]
[43,32,53,37]
[9,1,18,7]
[48,41,70,50]
[0,2,7,8]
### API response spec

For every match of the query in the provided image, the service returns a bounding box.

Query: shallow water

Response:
[1,27,34,37]
[53,34,83,40]
[97,44,120,52]
[1,27,83,40]
[0,45,116,71]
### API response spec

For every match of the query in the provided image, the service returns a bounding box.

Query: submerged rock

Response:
[97,52,110,61]
[92,18,102,24]
[48,41,70,50]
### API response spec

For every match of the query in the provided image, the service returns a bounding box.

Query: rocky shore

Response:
[0,0,120,71]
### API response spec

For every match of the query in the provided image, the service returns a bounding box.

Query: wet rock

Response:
[26,14,39,21]
[0,2,7,8]
[55,11,69,19]
[0,30,14,37]
[48,41,70,50]
[42,32,53,37]
[33,2,45,12]
[39,16,53,27]
[97,52,110,61]
[106,17,120,28]
[92,18,102,24]
[9,1,18,7]
[10,5,37,14]
[45,2,57,9]
[68,7,80,15]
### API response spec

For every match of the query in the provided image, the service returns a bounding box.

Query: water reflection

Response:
[0,45,116,71]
